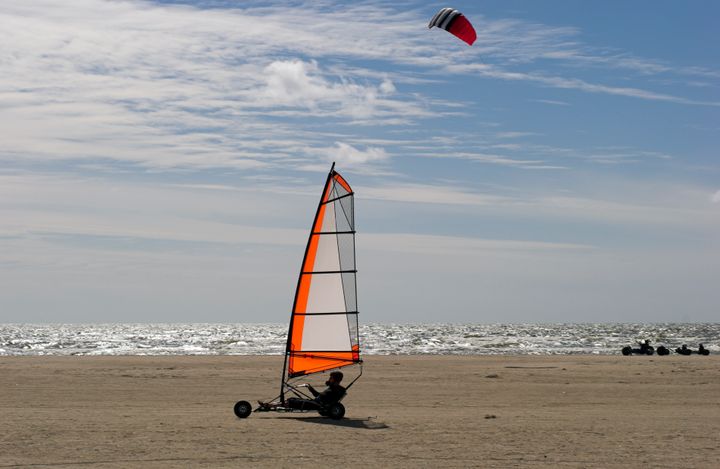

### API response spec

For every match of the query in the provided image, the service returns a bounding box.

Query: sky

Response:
[1,0,718,324]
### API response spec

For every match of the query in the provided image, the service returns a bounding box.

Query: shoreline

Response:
[2,355,719,468]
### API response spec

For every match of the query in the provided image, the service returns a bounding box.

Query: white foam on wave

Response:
[0,323,718,356]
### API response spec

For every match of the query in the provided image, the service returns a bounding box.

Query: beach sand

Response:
[1,355,718,468]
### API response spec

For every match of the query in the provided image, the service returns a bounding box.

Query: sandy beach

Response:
[1,355,718,468]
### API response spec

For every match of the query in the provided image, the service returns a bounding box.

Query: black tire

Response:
[326,403,345,420]
[234,400,252,418]
[318,409,328,417]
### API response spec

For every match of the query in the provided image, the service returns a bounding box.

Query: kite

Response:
[428,7,477,46]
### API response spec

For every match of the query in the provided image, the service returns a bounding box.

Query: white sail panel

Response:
[313,234,341,272]
[301,315,353,351]
[304,273,345,313]
[320,200,337,232]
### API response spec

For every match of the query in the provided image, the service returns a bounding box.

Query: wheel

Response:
[318,409,328,417]
[646,346,654,355]
[621,346,631,356]
[326,403,345,420]
[234,400,252,418]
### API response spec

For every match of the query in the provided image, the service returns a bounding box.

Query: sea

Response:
[0,323,718,356]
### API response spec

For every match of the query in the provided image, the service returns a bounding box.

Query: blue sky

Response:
[1,1,718,323]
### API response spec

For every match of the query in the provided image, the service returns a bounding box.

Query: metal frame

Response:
[254,364,363,415]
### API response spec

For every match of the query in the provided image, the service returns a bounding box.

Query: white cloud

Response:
[495,131,540,139]
[361,183,512,206]
[357,180,720,230]
[379,79,396,94]
[1,171,718,322]
[252,60,405,121]
[531,99,570,106]
[325,142,389,167]
[1,0,715,177]
[448,64,720,106]
[0,1,430,172]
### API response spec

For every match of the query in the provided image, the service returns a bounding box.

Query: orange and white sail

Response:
[285,164,360,378]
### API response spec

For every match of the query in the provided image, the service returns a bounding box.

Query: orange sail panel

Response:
[287,168,360,378]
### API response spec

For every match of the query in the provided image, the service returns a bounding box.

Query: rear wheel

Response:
[234,400,252,418]
[326,403,345,420]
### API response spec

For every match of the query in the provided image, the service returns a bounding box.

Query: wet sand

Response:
[1,355,719,468]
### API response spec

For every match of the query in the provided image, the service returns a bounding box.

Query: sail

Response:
[286,165,360,378]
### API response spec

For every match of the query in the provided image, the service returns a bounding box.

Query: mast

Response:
[280,162,336,402]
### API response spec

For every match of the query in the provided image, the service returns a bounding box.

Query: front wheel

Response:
[326,403,345,420]
[234,400,252,418]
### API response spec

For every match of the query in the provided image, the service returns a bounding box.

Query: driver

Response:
[286,371,346,410]
[258,371,346,410]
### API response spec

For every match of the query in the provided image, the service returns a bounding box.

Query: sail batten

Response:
[285,165,361,379]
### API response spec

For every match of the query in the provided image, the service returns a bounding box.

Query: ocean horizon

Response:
[1,322,718,357]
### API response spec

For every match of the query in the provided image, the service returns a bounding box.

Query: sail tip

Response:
[330,161,336,172]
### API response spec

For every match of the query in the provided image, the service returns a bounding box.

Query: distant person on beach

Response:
[676,344,691,355]
[639,340,651,354]
[259,371,346,410]
[698,344,709,355]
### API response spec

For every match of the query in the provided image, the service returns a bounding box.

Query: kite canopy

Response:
[428,7,477,46]
[285,165,360,379]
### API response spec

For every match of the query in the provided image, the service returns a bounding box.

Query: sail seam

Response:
[323,193,353,204]
[294,311,358,316]
[312,231,355,235]
[301,270,357,274]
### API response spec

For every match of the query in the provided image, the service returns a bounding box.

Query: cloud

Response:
[0,1,429,172]
[252,60,404,120]
[324,142,389,167]
[531,99,570,106]
[355,179,720,230]
[361,183,512,206]
[448,64,720,106]
[363,233,593,255]
[495,131,540,139]
[420,151,565,170]
[712,191,720,203]
[0,0,715,182]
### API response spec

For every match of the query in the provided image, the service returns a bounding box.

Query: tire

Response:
[621,346,632,356]
[326,403,345,420]
[234,400,252,418]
